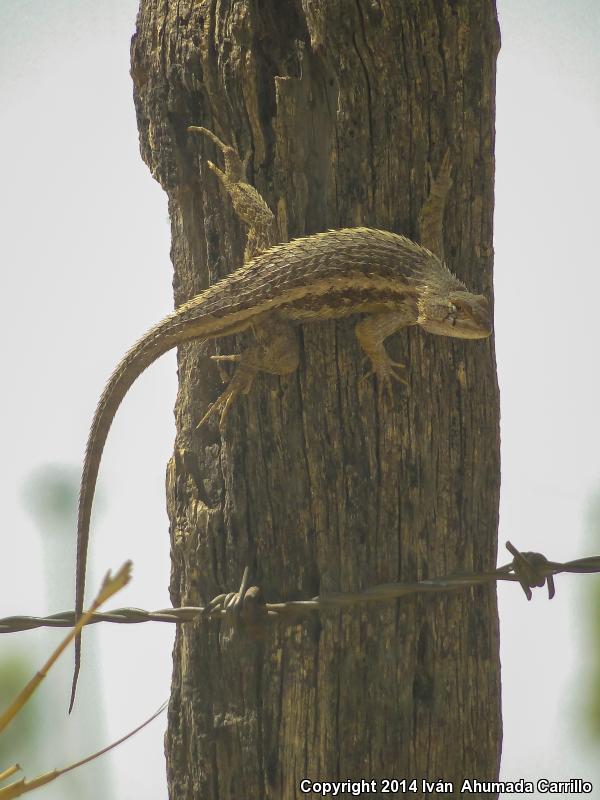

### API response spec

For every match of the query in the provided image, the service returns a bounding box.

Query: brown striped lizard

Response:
[69,126,491,709]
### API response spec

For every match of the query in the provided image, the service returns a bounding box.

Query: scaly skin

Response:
[69,128,491,710]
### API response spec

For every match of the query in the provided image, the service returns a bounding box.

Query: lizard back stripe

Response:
[166,227,462,338]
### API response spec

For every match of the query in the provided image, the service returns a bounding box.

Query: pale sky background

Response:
[0,1,599,798]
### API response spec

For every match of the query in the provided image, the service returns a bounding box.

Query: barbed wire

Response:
[2,542,600,635]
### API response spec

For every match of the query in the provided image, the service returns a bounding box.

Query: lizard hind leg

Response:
[418,149,453,260]
[197,316,299,431]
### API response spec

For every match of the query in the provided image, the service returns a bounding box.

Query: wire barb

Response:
[3,544,600,635]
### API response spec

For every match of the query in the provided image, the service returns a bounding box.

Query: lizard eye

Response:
[445,303,458,325]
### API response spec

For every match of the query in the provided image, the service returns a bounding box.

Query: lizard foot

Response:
[360,357,408,401]
[196,366,256,431]
[426,148,452,189]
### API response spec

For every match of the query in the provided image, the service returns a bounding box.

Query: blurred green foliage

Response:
[583,489,600,739]
[21,466,80,529]
[0,654,39,769]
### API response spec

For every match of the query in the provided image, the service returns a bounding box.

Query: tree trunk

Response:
[131,1,501,797]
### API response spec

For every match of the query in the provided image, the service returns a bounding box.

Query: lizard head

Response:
[417,290,492,339]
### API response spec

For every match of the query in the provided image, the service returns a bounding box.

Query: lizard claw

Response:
[437,148,453,186]
[196,367,256,432]
[196,390,237,432]
[360,357,408,401]
[211,353,243,363]
[425,149,452,192]
[210,353,242,383]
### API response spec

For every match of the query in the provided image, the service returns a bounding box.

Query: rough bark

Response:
[131,1,501,797]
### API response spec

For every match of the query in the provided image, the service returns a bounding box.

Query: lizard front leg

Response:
[198,315,299,430]
[355,306,418,398]
[357,150,453,396]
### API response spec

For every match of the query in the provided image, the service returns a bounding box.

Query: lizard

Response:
[69,126,492,710]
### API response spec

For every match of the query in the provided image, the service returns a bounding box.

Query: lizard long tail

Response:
[69,317,195,712]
